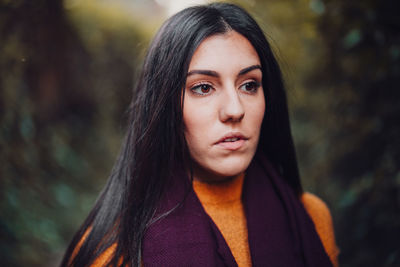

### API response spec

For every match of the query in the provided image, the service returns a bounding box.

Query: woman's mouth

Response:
[215,133,248,151]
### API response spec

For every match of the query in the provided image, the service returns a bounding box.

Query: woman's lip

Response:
[214,132,248,150]
[215,132,248,144]
[216,139,246,150]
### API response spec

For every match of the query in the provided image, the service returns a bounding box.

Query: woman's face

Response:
[183,31,265,182]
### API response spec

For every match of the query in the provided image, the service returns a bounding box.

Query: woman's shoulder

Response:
[301,192,331,219]
[69,227,118,267]
[300,192,340,267]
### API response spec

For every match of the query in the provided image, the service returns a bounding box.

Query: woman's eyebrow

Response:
[187,65,261,77]
[238,65,262,76]
[187,70,219,77]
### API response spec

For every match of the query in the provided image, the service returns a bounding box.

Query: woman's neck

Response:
[193,173,245,204]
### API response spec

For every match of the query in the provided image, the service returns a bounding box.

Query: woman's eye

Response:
[239,81,260,93]
[191,84,213,95]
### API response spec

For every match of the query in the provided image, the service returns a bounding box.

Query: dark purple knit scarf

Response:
[142,152,333,267]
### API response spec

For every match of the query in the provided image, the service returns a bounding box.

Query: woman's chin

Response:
[192,159,250,183]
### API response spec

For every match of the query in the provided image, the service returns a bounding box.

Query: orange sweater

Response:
[73,178,339,267]
[193,175,339,267]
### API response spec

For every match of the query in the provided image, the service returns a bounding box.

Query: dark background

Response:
[1,0,399,266]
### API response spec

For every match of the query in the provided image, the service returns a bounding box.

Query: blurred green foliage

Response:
[1,0,399,266]
[0,0,148,266]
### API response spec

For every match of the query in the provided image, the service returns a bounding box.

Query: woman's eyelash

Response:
[189,80,261,96]
[190,83,213,95]
[239,81,261,93]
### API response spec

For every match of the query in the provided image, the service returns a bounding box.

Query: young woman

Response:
[61,3,338,267]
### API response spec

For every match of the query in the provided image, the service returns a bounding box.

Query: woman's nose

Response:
[219,88,245,122]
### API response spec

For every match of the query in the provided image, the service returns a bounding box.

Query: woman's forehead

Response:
[188,31,260,74]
